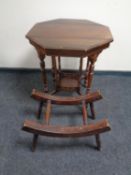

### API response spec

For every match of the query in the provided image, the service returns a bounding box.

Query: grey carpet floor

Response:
[0,70,131,175]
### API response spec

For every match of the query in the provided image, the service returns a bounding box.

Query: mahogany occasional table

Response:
[26,19,113,94]
[23,19,113,151]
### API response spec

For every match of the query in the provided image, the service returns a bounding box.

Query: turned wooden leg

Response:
[51,56,59,92]
[85,60,95,93]
[86,59,96,119]
[33,56,47,151]
[50,56,61,94]
[85,54,100,120]
[40,58,48,92]
[95,134,101,151]
[76,57,84,95]
[84,59,89,86]
[32,48,49,151]
[51,56,57,82]
[85,53,100,93]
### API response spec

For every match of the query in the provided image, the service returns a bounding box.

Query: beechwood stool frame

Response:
[22,89,111,152]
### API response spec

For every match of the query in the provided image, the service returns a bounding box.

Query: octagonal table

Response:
[24,19,113,150]
[26,19,113,93]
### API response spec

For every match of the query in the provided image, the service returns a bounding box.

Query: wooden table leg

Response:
[36,53,48,119]
[40,57,48,92]
[85,53,100,119]
[51,56,56,81]
[32,47,49,151]
[85,53,102,150]
[37,49,48,118]
[85,55,97,93]
[33,100,52,151]
[51,55,60,94]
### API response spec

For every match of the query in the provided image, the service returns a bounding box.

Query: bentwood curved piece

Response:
[22,89,111,152]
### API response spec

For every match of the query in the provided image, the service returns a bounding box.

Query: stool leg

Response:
[82,100,88,125]
[33,100,44,151]
[32,134,39,152]
[36,101,44,119]
[90,102,95,119]
[95,134,101,151]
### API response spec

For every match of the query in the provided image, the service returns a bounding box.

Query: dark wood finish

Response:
[26,19,113,53]
[51,56,58,89]
[22,89,111,151]
[40,43,110,57]
[51,56,82,93]
[44,100,52,124]
[26,19,113,121]
[59,76,79,91]
[33,44,48,93]
[82,100,88,125]
[40,58,48,92]
[26,19,113,93]
[22,119,111,138]
[31,89,102,105]
[23,19,113,152]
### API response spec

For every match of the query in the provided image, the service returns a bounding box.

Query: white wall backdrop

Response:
[0,0,131,71]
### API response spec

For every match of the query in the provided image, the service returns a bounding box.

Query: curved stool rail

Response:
[22,119,111,151]
[22,119,110,137]
[31,89,102,105]
[22,89,111,152]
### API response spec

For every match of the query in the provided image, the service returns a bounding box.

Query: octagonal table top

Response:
[26,19,113,54]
